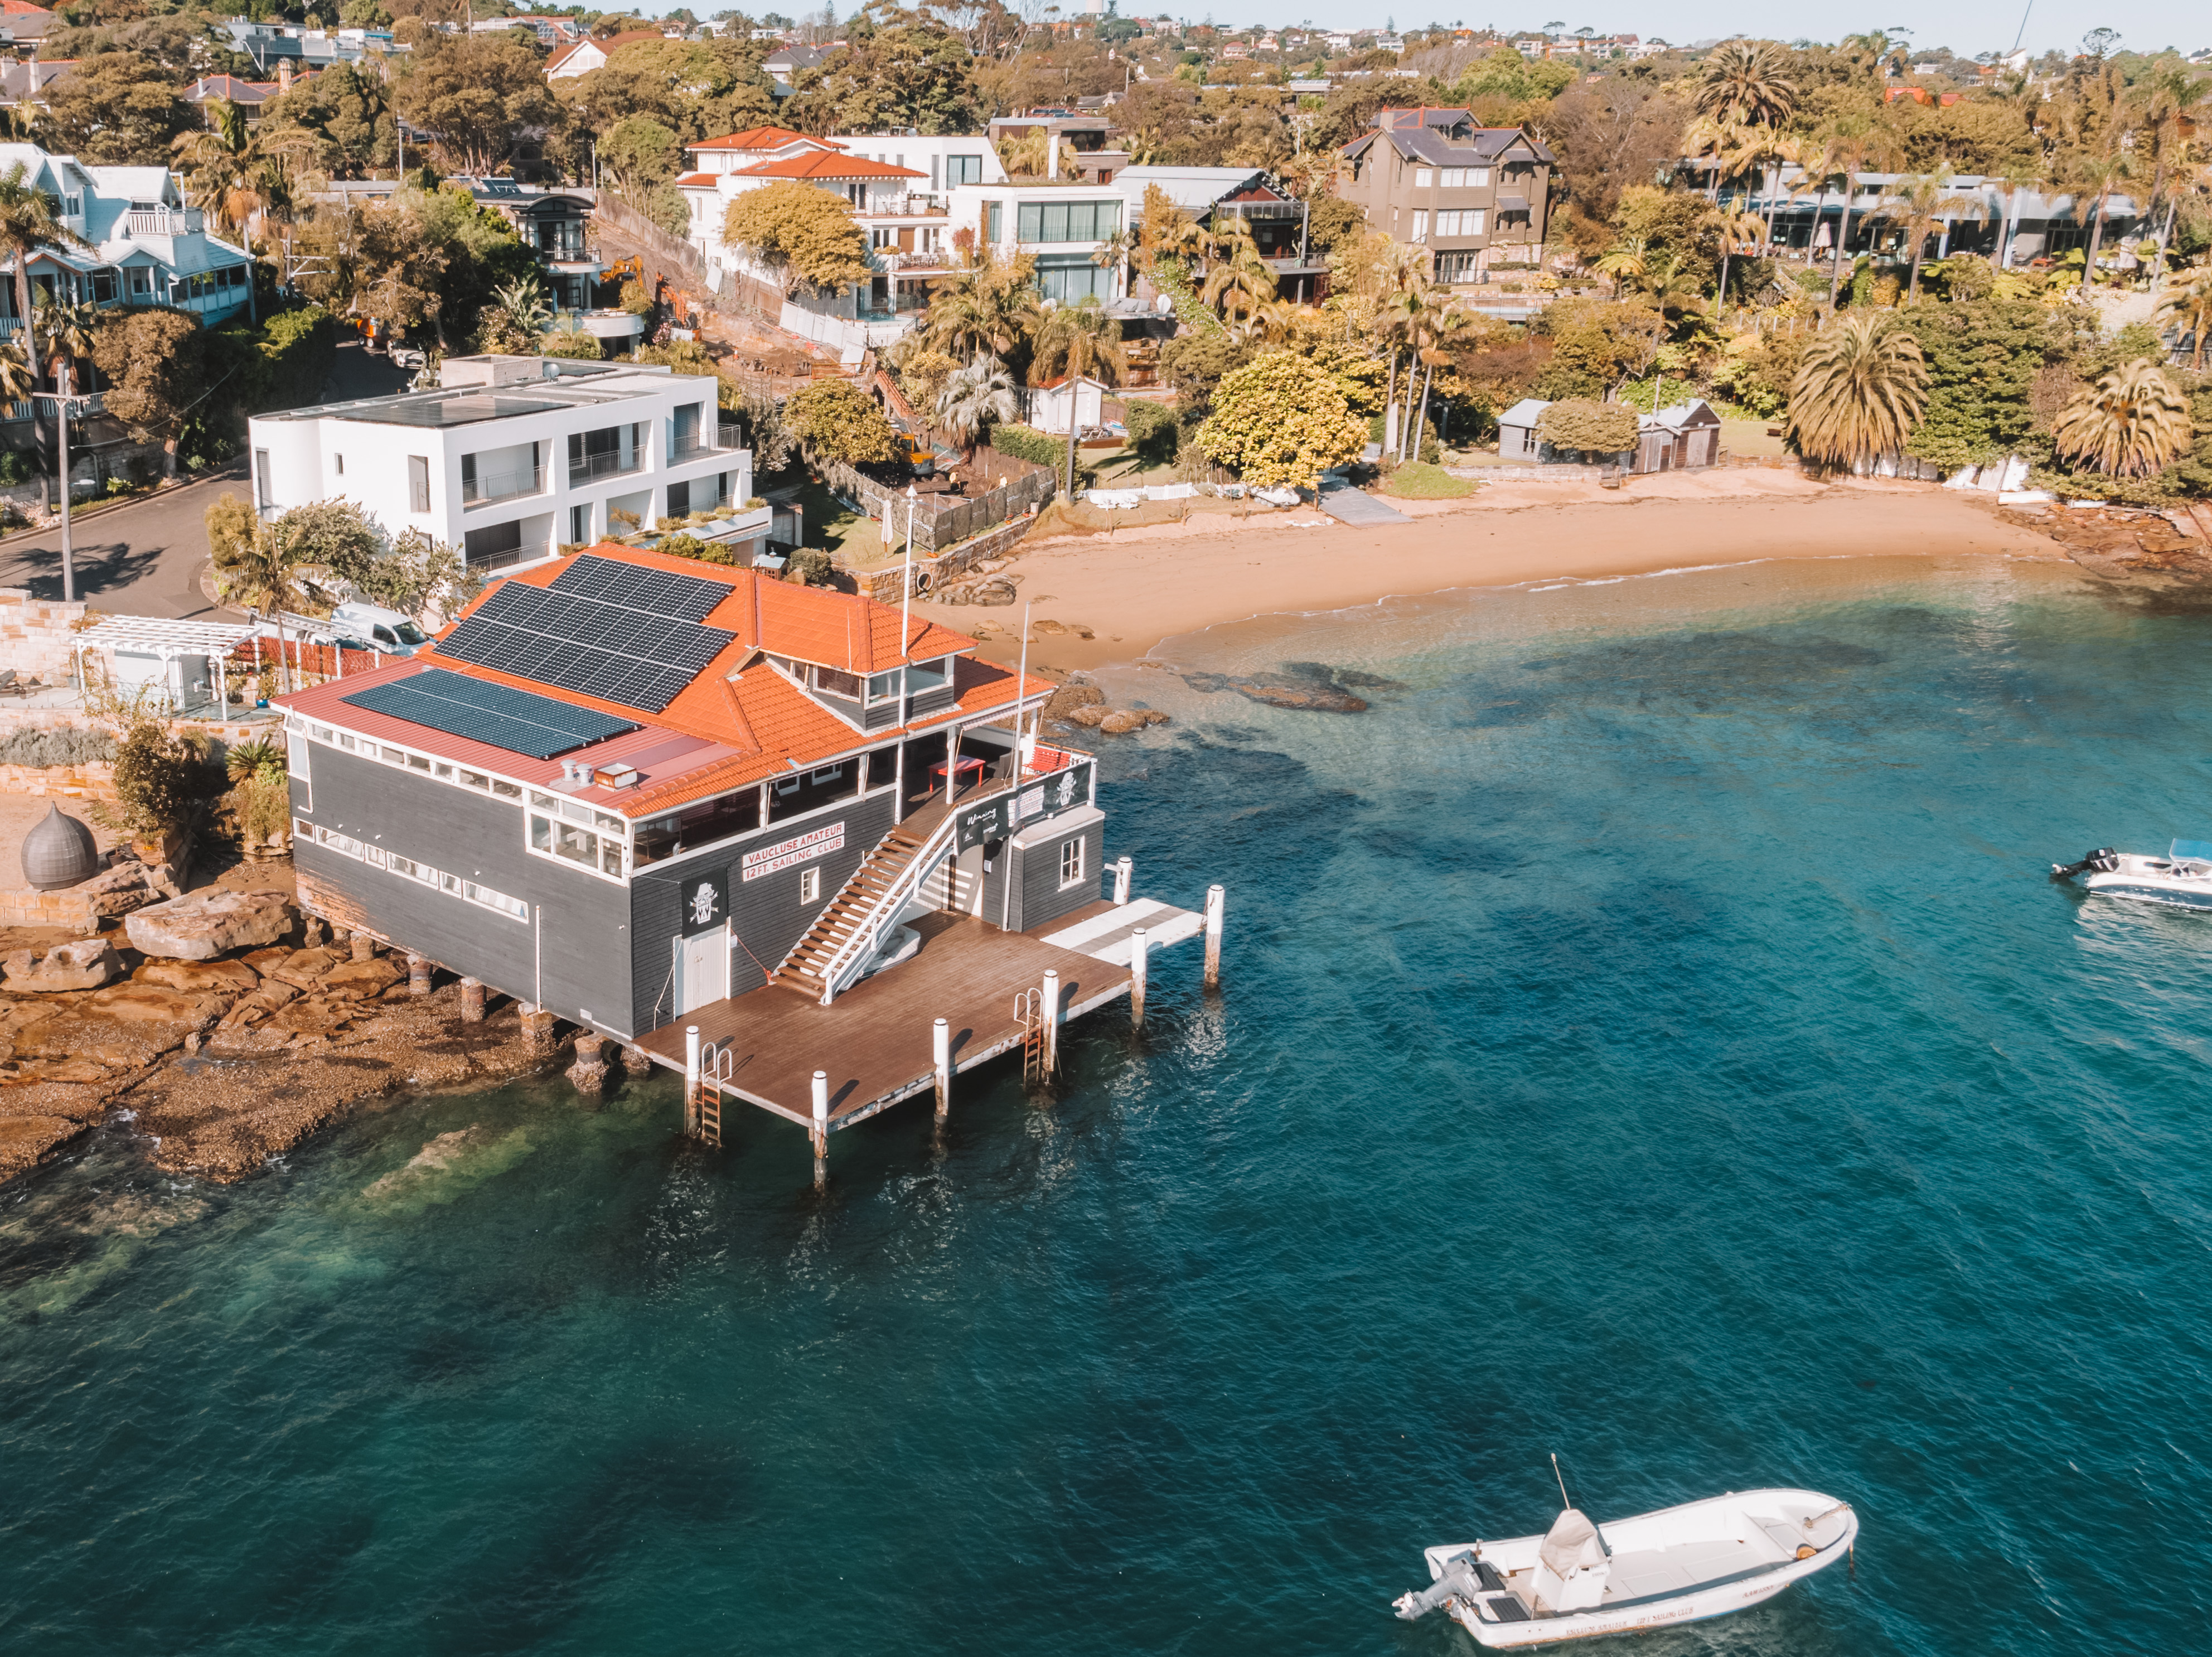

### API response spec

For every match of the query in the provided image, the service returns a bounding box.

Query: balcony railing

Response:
[568,448,642,484]
[125,207,205,236]
[717,421,744,450]
[462,463,543,507]
[669,434,708,461]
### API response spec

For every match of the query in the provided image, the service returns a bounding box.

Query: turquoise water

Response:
[6,554,2210,1655]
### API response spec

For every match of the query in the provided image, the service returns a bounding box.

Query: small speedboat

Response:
[2053,840,2212,911]
[1392,1488,1857,1648]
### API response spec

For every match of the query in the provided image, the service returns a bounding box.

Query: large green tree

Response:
[786,0,979,136]
[784,378,901,465]
[1900,298,2055,471]
[723,181,872,297]
[393,31,561,176]
[258,62,396,179]
[41,52,196,165]
[1195,349,1367,489]
[560,36,776,149]
[91,308,204,479]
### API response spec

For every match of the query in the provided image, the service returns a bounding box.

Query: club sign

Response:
[740,820,845,882]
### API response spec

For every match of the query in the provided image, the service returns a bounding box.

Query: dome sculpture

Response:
[20,803,100,891]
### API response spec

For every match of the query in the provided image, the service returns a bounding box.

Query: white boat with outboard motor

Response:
[1391,1476,1856,1648]
[2052,839,2212,911]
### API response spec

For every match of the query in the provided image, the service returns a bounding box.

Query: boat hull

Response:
[2075,852,2212,912]
[1400,1487,1856,1650]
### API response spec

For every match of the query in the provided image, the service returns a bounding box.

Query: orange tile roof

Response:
[674,171,717,187]
[733,151,926,181]
[689,125,836,152]
[376,543,1042,819]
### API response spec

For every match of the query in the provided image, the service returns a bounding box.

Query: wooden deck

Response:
[635,906,1135,1131]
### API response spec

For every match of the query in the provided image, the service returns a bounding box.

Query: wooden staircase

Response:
[770,822,938,998]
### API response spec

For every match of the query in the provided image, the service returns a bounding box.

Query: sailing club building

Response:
[274,544,1204,1139]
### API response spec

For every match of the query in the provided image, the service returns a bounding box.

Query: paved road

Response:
[0,342,412,617]
[0,466,248,616]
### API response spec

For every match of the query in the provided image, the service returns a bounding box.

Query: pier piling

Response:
[1114,857,1132,906]
[811,1069,830,1186]
[568,1032,608,1097]
[406,953,430,997]
[519,1003,558,1053]
[932,1017,951,1122]
[1041,969,1061,1078]
[684,1025,700,1134]
[1203,885,1224,989]
[350,931,376,962]
[1130,927,1148,1030]
[458,977,485,1023]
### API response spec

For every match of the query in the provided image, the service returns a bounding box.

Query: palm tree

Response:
[922,249,1042,364]
[1198,219,1279,334]
[1811,122,1904,316]
[1785,312,1930,471]
[172,102,267,243]
[2053,358,2191,476]
[2133,65,2212,296]
[2066,149,2133,301]
[1594,234,1650,294]
[933,352,1017,463]
[214,516,320,693]
[1682,114,1748,204]
[0,162,93,458]
[1383,281,1451,462]
[488,274,552,339]
[1406,299,1478,464]
[33,296,101,411]
[1033,297,1127,496]
[2153,264,2212,370]
[1868,168,1985,300]
[1711,210,1766,316]
[1696,38,1799,129]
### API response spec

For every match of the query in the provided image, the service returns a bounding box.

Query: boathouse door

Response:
[676,925,730,1013]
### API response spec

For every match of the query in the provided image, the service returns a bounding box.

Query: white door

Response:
[676,925,729,1013]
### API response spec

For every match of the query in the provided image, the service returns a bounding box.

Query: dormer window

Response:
[813,665,860,698]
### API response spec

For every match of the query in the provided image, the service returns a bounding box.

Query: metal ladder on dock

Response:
[695,1041,732,1148]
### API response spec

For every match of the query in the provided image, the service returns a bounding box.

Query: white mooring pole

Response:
[1203,884,1225,989]
[1130,926,1148,1030]
[811,1069,830,1186]
[1040,969,1062,1078]
[684,1024,700,1134]
[1113,855,1132,906]
[932,1016,952,1122]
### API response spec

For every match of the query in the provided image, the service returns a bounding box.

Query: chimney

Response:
[277,59,292,91]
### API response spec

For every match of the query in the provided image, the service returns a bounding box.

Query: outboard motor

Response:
[1393,1550,1490,1620]
[2052,848,2119,880]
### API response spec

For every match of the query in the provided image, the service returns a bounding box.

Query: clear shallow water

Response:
[6,554,2210,1655]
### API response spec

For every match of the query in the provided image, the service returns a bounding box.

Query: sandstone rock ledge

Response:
[1,945,583,1185]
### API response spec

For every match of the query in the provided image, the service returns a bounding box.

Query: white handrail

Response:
[812,806,967,1005]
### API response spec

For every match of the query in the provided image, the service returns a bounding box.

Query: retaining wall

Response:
[0,761,115,800]
[846,511,1041,603]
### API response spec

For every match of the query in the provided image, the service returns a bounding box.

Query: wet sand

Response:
[917,475,2072,674]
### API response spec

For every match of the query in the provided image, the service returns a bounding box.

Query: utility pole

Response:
[33,388,88,603]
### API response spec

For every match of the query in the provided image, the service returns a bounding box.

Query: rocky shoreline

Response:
[1,921,602,1186]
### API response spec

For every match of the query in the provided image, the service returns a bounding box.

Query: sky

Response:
[1152,3,2207,56]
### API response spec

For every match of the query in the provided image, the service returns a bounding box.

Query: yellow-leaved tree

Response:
[723,180,873,297]
[1195,349,1368,491]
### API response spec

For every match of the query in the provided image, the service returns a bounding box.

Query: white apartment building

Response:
[248,356,768,575]
[947,182,1125,304]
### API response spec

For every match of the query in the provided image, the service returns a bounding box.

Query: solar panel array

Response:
[435,557,737,712]
[550,554,728,621]
[343,669,637,760]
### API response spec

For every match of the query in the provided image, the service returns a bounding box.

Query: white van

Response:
[329,601,432,656]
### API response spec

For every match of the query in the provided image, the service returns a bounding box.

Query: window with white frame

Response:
[1058,836,1085,888]
[1414,168,1433,189]
[1411,210,1428,243]
[800,866,821,904]
[527,789,629,880]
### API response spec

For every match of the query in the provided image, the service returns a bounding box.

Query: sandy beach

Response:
[916,473,2075,674]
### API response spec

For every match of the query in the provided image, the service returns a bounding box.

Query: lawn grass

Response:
[780,473,884,566]
[1377,462,1478,499]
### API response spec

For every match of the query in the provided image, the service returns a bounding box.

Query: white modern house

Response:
[247,356,769,574]
[946,181,1126,303]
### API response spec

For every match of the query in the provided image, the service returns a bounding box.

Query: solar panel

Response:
[436,578,735,712]
[342,669,637,760]
[550,553,728,622]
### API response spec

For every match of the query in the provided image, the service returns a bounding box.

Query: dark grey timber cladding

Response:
[628,787,898,1033]
[289,748,634,1031]
[987,808,1103,933]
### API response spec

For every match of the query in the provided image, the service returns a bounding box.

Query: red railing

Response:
[225,637,391,682]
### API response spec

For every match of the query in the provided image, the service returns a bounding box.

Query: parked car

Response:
[390,346,427,370]
[330,601,431,655]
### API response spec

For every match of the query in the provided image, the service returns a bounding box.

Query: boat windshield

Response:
[2171,839,2212,863]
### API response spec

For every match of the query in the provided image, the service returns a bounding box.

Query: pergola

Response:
[72,615,257,723]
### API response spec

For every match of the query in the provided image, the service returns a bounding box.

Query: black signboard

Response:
[680,867,730,936]
[955,760,1093,850]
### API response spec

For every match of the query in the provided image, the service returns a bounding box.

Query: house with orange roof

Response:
[271,540,1189,1144]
